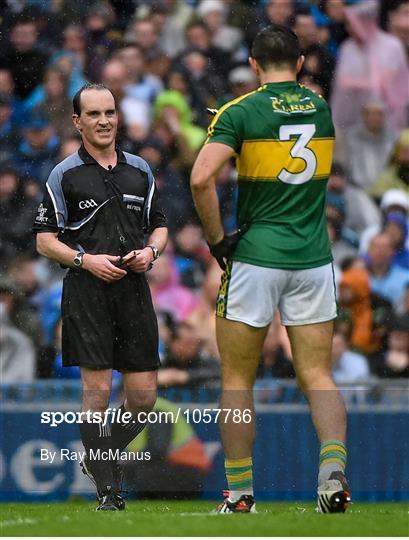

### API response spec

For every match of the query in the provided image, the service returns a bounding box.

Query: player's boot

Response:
[96,487,126,511]
[215,491,256,513]
[317,471,351,513]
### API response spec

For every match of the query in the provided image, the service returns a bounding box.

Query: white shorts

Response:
[216,261,337,327]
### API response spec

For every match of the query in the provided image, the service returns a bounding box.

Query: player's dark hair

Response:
[251,24,301,70]
[72,83,116,116]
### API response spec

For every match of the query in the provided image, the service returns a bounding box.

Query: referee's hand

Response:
[121,248,154,273]
[82,254,127,283]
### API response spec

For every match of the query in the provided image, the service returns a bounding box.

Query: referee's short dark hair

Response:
[72,83,116,116]
[251,24,301,71]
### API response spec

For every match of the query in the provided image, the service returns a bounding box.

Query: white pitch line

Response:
[178,512,260,517]
[1,517,37,527]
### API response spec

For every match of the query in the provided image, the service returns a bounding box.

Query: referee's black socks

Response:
[111,403,146,452]
[80,420,115,494]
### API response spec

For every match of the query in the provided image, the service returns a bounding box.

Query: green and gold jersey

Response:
[207,81,335,269]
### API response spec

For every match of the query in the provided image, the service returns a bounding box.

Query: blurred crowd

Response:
[0,0,408,386]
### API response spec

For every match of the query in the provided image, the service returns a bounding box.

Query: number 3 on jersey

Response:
[278,124,317,185]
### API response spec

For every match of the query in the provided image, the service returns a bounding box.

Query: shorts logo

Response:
[79,199,98,209]
[216,261,232,318]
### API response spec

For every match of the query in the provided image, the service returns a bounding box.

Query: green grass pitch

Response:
[1,501,408,536]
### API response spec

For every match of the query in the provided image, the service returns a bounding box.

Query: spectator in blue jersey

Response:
[0,68,28,131]
[50,25,89,85]
[315,0,349,57]
[13,113,60,185]
[173,222,209,290]
[331,331,370,383]
[382,212,409,270]
[24,66,75,140]
[113,44,163,107]
[326,192,359,267]
[0,92,19,164]
[366,233,409,308]
[327,162,381,235]
[24,54,87,113]
[360,188,409,255]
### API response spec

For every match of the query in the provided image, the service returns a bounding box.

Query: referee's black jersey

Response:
[33,144,167,256]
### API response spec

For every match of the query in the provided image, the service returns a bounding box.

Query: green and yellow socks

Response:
[224,443,346,498]
[318,439,347,485]
[225,457,253,501]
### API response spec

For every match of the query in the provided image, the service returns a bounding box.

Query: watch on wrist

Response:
[146,244,160,261]
[73,251,85,268]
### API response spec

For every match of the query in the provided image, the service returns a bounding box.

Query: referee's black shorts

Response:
[61,270,160,372]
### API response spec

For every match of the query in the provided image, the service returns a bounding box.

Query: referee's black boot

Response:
[112,461,124,491]
[96,487,126,511]
[80,457,102,499]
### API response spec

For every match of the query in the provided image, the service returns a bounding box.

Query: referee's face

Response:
[74,89,118,150]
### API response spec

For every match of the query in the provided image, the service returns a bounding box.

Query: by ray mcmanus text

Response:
[40,448,151,464]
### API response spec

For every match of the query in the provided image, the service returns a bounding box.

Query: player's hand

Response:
[208,225,249,271]
[82,254,127,283]
[121,248,154,273]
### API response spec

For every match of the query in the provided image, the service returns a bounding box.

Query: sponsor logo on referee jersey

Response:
[123,194,144,203]
[126,204,141,211]
[123,194,144,212]
[35,203,48,223]
[79,199,98,209]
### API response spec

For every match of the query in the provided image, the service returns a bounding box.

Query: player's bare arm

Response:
[36,232,126,283]
[190,142,235,245]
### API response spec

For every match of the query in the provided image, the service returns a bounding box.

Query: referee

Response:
[33,83,168,511]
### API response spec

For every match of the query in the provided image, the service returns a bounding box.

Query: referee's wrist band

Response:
[146,244,160,260]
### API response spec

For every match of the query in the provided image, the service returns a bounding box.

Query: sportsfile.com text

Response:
[40,408,253,427]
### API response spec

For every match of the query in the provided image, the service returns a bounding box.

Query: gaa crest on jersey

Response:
[78,199,98,209]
